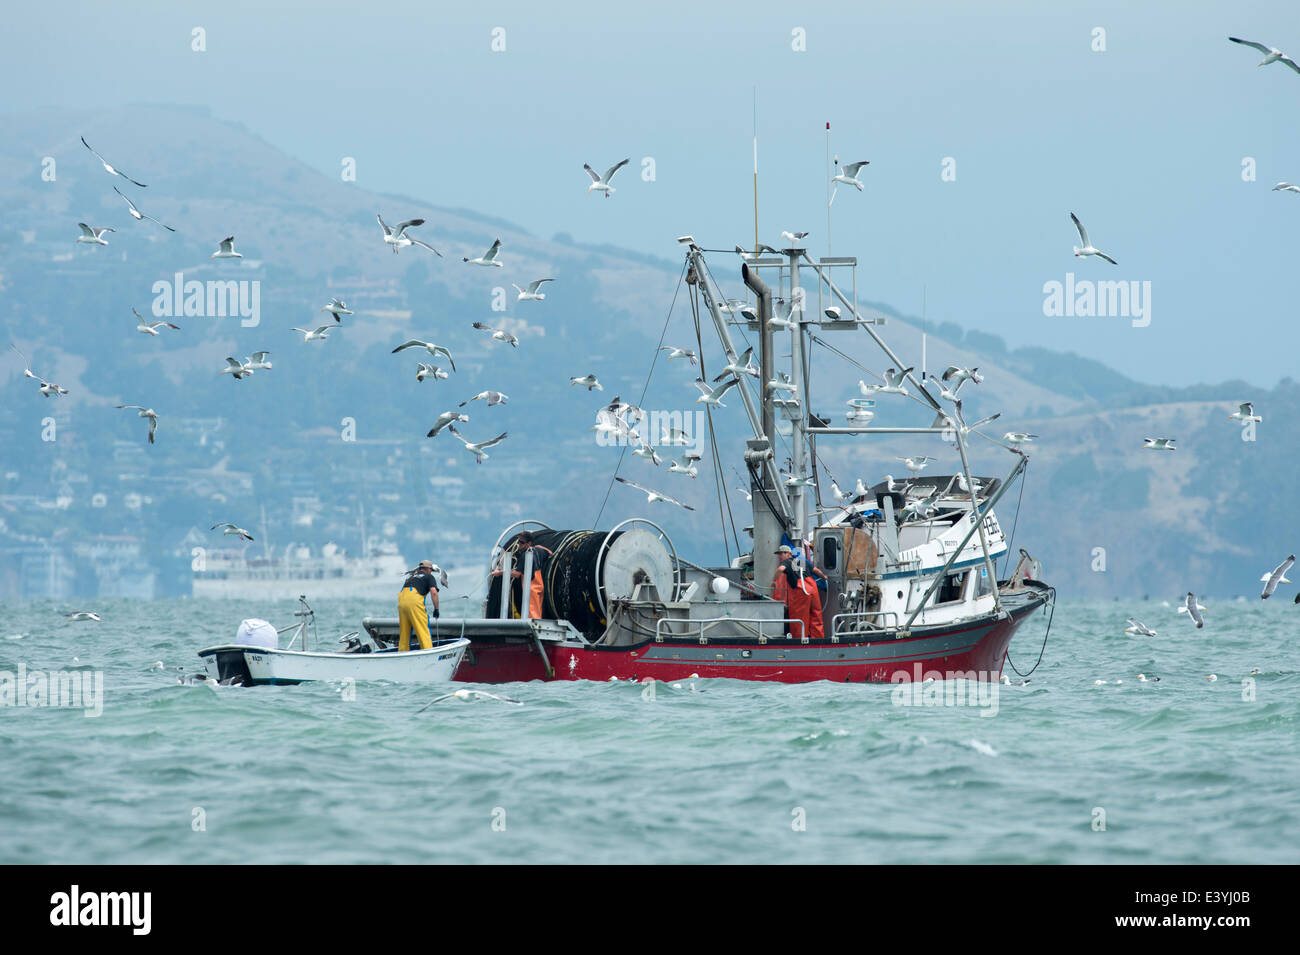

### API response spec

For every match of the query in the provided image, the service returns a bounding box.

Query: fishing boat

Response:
[198,596,469,686]
[362,239,1054,684]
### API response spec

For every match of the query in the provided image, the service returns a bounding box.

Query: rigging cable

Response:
[1005,586,1054,679]
[689,281,740,563]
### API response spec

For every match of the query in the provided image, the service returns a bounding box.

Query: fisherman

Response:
[770,544,826,640]
[491,532,553,619]
[398,559,440,651]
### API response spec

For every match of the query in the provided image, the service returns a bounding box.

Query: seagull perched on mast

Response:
[780,230,809,245]
[896,455,934,475]
[1228,36,1300,74]
[1260,555,1294,599]
[81,136,147,187]
[115,405,159,444]
[113,186,175,231]
[446,424,508,464]
[133,308,179,336]
[75,223,114,246]
[830,160,869,204]
[377,215,441,255]
[1069,213,1117,265]
[514,279,554,301]
[392,340,456,370]
[463,239,503,267]
[584,158,630,197]
[615,476,695,510]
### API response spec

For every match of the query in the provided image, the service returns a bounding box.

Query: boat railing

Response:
[654,615,805,643]
[831,610,899,636]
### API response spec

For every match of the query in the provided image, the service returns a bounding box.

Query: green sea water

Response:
[1,596,1296,864]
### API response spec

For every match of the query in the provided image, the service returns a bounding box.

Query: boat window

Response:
[935,571,969,604]
[822,535,838,571]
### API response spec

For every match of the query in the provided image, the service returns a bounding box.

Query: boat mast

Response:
[786,247,809,545]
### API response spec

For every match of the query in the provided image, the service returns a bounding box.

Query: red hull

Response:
[454,601,1042,685]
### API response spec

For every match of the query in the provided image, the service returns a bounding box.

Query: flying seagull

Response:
[11,345,68,397]
[133,308,178,336]
[1124,618,1157,637]
[876,366,913,396]
[614,476,695,510]
[220,357,254,379]
[392,340,455,370]
[1070,213,1118,265]
[668,451,702,479]
[1228,36,1300,74]
[291,325,332,342]
[416,363,448,382]
[427,411,469,437]
[246,351,272,371]
[64,611,102,622]
[659,346,698,365]
[1273,182,1300,193]
[1260,555,1295,599]
[377,214,441,255]
[830,160,869,204]
[1003,432,1038,445]
[693,377,740,407]
[1229,402,1261,424]
[210,237,241,259]
[632,443,661,466]
[1141,437,1176,451]
[570,374,603,391]
[463,239,503,267]
[446,424,508,463]
[113,186,175,231]
[459,391,509,408]
[941,365,983,388]
[513,279,554,301]
[417,687,523,712]
[211,522,254,542]
[734,243,779,261]
[75,223,114,246]
[81,136,147,187]
[116,405,159,444]
[1177,592,1207,628]
[471,322,518,347]
[896,455,934,475]
[584,158,630,197]
[321,297,352,322]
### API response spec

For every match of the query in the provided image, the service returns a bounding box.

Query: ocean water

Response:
[1,596,1296,865]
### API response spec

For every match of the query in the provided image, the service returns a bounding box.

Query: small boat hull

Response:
[197,639,470,686]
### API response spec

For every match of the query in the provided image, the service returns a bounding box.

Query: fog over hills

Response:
[1,105,1293,601]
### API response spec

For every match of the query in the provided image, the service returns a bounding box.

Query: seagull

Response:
[877,367,912,396]
[133,308,179,336]
[446,424,508,463]
[947,399,1001,437]
[11,346,68,397]
[291,325,332,342]
[211,522,254,542]
[659,346,698,365]
[717,298,747,315]
[377,215,441,255]
[427,411,469,437]
[1228,36,1300,73]
[1260,555,1295,599]
[1141,437,1176,451]
[64,611,102,622]
[513,279,554,301]
[80,136,147,187]
[714,346,758,381]
[392,340,455,370]
[1229,401,1261,424]
[321,297,353,322]
[75,223,115,246]
[246,351,272,371]
[116,405,159,444]
[591,409,640,443]
[784,472,816,488]
[220,357,254,379]
[210,236,242,259]
[694,377,740,407]
[605,396,644,424]
[584,158,630,197]
[113,186,175,231]
[416,363,449,382]
[1177,592,1207,628]
[830,160,869,204]
[1069,213,1118,265]
[928,374,962,402]
[1124,618,1157,637]
[668,452,702,479]
[463,239,503,267]
[459,391,508,408]
[734,243,780,261]
[780,230,809,245]
[471,322,518,347]
[1136,673,1160,683]
[896,455,934,475]
[1003,432,1038,445]
[941,365,983,389]
[1273,182,1300,193]
[417,687,523,712]
[632,443,661,466]
[659,425,692,446]
[767,372,798,395]
[570,374,603,391]
[614,476,695,510]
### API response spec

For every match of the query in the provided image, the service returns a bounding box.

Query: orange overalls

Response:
[800,576,824,640]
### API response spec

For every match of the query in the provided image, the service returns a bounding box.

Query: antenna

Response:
[826,123,832,257]
[753,87,759,254]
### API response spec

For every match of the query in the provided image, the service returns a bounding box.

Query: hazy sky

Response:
[3,0,1298,386]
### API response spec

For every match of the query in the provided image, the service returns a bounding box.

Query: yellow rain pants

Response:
[398,587,432,651]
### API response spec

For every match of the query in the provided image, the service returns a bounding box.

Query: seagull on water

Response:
[570,374,602,391]
[1228,36,1300,73]
[416,363,448,382]
[694,377,740,407]
[1124,618,1157,637]
[11,346,68,397]
[463,239,503,267]
[377,215,441,255]
[1142,437,1176,451]
[446,424,508,464]
[514,279,554,301]
[113,186,175,231]
[75,223,114,246]
[81,136,147,187]
[1229,401,1261,424]
[427,411,469,438]
[830,160,869,204]
[1177,592,1207,628]
[64,611,102,622]
[584,158,630,197]
[659,346,698,365]
[291,325,332,342]
[220,357,254,379]
[392,340,455,370]
[614,476,695,510]
[133,308,178,336]
[1260,555,1295,599]
[116,405,158,444]
[471,322,518,347]
[1070,213,1118,265]
[321,297,353,322]
[211,522,254,542]
[210,236,242,259]
[459,391,508,408]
